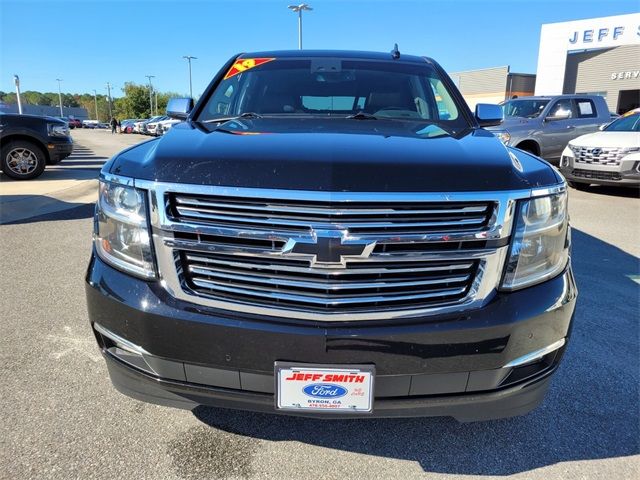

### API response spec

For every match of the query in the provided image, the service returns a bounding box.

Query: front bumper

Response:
[86,254,577,421]
[47,139,73,163]
[559,151,640,187]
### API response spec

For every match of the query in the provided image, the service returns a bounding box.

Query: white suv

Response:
[559,111,640,189]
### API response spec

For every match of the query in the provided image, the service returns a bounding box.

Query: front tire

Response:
[1,140,47,180]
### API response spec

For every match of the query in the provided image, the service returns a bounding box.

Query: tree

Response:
[116,82,153,119]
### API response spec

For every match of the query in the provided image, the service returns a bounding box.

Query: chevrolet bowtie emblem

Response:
[282,230,376,268]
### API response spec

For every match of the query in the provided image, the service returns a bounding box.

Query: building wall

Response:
[507,74,536,98]
[535,13,640,95]
[563,44,640,112]
[450,66,509,109]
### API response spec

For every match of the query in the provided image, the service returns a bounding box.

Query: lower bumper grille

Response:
[179,251,478,312]
[571,169,622,181]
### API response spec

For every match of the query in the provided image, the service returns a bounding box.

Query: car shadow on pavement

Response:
[576,185,640,199]
[0,199,95,225]
[192,228,639,475]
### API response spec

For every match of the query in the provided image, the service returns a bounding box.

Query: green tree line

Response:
[0,83,181,121]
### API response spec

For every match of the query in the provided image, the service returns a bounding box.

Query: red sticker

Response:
[224,58,275,80]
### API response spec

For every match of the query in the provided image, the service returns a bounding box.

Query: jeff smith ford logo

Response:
[303,384,348,399]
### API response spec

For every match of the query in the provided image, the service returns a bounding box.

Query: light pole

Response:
[14,75,22,114]
[287,4,312,50]
[93,89,99,121]
[182,55,197,98]
[56,78,63,117]
[106,82,113,119]
[145,75,155,117]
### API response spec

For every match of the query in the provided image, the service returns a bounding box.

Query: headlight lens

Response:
[501,192,569,290]
[94,180,156,278]
[47,123,70,137]
[493,130,511,145]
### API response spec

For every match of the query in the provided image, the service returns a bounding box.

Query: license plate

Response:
[275,362,375,413]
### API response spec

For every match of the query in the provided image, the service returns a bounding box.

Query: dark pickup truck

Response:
[0,113,73,179]
[86,50,577,421]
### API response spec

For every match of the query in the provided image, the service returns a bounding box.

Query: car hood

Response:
[569,131,640,148]
[108,118,559,192]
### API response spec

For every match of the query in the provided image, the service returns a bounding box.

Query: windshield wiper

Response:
[201,112,263,124]
[346,111,378,120]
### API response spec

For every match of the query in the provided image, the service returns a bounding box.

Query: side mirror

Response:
[545,110,571,122]
[475,103,503,127]
[166,97,194,120]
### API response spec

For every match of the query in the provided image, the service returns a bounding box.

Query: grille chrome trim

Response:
[569,145,636,166]
[117,177,566,321]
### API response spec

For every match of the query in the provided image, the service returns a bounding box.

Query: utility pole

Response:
[93,89,99,121]
[182,55,197,98]
[56,78,63,117]
[14,75,22,114]
[155,90,158,116]
[106,82,113,119]
[145,75,155,117]
[287,4,312,49]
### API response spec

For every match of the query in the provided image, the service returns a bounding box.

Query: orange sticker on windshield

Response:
[224,58,275,80]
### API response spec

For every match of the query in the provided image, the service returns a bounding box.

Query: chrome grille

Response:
[170,194,494,236]
[179,250,478,312]
[140,182,526,322]
[569,145,633,166]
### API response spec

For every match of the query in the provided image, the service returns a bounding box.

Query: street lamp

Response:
[106,82,113,119]
[14,75,22,114]
[145,75,155,117]
[55,78,63,117]
[287,4,313,50]
[92,89,99,121]
[182,55,197,98]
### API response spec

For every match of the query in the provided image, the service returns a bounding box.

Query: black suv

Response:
[0,113,73,179]
[86,50,577,421]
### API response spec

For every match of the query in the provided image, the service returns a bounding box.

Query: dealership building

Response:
[454,13,640,114]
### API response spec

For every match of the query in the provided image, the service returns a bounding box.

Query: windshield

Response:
[502,99,550,118]
[197,57,468,132]
[604,114,640,132]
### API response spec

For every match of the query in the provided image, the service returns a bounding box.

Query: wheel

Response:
[568,181,591,191]
[1,140,47,180]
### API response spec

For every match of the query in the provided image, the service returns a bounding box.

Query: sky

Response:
[0,0,638,98]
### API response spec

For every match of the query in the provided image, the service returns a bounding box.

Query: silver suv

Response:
[487,95,611,164]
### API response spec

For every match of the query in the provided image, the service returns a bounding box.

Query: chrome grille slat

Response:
[191,277,468,307]
[174,196,489,216]
[185,253,475,275]
[188,264,471,291]
[173,207,488,229]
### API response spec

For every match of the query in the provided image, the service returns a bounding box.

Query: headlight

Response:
[47,123,70,137]
[493,130,511,145]
[94,179,156,278]
[501,191,569,290]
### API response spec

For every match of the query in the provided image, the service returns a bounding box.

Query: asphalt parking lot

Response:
[0,130,638,479]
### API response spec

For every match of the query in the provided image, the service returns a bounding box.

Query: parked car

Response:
[86,49,576,421]
[120,119,140,134]
[136,116,164,135]
[145,116,169,136]
[0,113,73,179]
[156,118,181,135]
[82,120,98,129]
[487,95,611,164]
[68,117,82,129]
[559,111,640,189]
